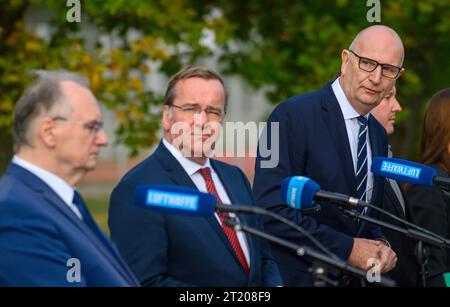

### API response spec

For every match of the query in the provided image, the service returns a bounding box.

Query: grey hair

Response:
[31,69,90,87]
[13,70,89,151]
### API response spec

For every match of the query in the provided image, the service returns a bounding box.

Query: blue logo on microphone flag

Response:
[380,161,421,179]
[146,189,199,211]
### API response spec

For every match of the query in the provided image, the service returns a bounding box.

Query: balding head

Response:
[13,70,108,186]
[349,25,404,67]
[339,25,405,115]
[59,80,98,111]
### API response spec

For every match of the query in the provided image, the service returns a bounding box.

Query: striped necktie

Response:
[355,116,368,202]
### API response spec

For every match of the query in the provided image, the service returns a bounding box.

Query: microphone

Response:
[134,184,268,217]
[371,157,450,189]
[135,184,340,260]
[224,217,396,287]
[281,176,366,210]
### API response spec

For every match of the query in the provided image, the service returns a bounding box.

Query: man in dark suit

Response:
[371,86,419,286]
[0,72,138,286]
[253,25,403,286]
[109,66,282,287]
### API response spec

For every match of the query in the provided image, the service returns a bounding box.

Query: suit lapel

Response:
[384,179,407,219]
[72,196,139,284]
[366,115,386,210]
[7,164,138,285]
[154,144,249,272]
[321,83,357,195]
[153,142,197,189]
[211,160,254,274]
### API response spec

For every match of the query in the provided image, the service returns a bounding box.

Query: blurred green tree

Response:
[0,0,229,172]
[213,0,450,159]
[1,0,449,173]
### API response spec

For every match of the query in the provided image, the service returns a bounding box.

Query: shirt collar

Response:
[332,78,370,121]
[12,155,75,206]
[162,138,214,176]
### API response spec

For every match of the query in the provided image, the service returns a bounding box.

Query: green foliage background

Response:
[1,0,450,174]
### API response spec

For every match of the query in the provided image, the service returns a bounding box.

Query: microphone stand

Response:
[341,208,450,287]
[224,217,396,287]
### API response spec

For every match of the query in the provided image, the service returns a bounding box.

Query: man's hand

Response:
[376,240,397,273]
[348,238,397,272]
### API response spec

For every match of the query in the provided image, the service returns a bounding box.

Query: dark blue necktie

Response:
[72,190,99,233]
[355,116,368,202]
[72,190,136,284]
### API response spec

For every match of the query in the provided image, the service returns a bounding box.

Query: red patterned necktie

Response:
[198,167,250,274]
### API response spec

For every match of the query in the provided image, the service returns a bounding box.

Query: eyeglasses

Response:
[52,116,104,134]
[348,49,403,79]
[170,104,224,121]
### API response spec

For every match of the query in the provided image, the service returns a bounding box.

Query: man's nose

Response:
[369,65,382,84]
[194,111,208,126]
[393,99,402,112]
[96,128,109,147]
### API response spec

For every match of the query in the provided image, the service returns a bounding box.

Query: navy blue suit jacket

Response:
[0,163,138,286]
[109,142,283,287]
[253,82,388,286]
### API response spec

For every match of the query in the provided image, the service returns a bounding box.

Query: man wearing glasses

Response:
[109,66,283,287]
[0,71,138,286]
[253,25,403,286]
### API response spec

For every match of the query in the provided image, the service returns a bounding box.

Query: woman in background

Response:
[407,88,450,286]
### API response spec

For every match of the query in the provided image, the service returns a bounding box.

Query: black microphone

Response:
[280,175,450,244]
[281,176,367,210]
[224,217,396,287]
[134,184,266,217]
[134,184,339,260]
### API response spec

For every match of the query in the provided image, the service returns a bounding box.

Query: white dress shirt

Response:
[162,138,250,265]
[332,79,374,203]
[12,155,83,220]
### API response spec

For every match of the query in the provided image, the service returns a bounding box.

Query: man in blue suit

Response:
[109,66,282,287]
[253,25,403,286]
[0,72,138,286]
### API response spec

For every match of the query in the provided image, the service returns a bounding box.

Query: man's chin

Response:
[360,97,381,109]
[85,160,98,171]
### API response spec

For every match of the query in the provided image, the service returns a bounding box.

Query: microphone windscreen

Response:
[371,157,436,186]
[281,176,320,209]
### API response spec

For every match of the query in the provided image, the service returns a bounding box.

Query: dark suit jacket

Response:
[108,142,283,287]
[253,82,388,286]
[0,163,138,286]
[408,164,450,286]
[379,178,419,286]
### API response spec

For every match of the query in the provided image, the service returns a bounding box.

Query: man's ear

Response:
[38,117,57,148]
[162,105,171,132]
[340,49,349,76]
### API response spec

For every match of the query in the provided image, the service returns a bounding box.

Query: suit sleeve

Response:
[238,168,283,286]
[108,179,196,287]
[0,201,87,286]
[408,184,449,286]
[253,104,354,262]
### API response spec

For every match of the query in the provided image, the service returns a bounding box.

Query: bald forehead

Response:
[59,81,97,107]
[59,81,93,99]
[350,25,404,66]
[351,26,403,48]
